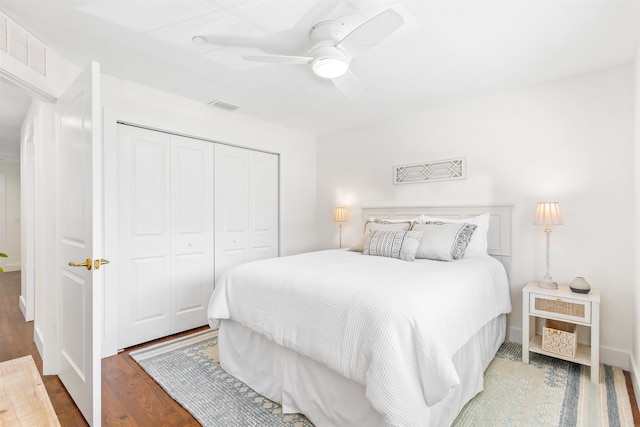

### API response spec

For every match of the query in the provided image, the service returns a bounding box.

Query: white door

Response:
[117,125,172,347]
[117,125,214,348]
[170,135,214,332]
[214,144,249,281]
[56,61,103,426]
[248,150,279,261]
[215,144,279,281]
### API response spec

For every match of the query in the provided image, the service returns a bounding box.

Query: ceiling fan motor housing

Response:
[309,20,348,44]
[309,21,351,79]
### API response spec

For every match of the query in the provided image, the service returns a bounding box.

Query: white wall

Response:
[632,41,640,404]
[317,64,635,366]
[0,160,20,272]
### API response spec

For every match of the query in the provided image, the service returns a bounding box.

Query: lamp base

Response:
[537,278,558,289]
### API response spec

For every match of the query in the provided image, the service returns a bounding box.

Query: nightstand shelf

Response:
[522,281,600,383]
[528,335,592,366]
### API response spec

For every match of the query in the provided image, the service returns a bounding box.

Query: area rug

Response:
[452,342,634,427]
[130,330,312,426]
[131,330,634,427]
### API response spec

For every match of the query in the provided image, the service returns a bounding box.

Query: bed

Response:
[208,206,512,427]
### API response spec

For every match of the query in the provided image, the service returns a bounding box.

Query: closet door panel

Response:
[215,144,249,281]
[171,136,214,332]
[249,150,279,261]
[130,256,168,321]
[117,126,171,349]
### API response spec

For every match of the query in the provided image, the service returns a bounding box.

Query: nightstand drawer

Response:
[529,293,591,324]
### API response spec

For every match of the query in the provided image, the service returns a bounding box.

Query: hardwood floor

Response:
[2,270,639,426]
[1,271,202,426]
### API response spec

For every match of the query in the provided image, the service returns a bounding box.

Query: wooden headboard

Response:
[361,206,512,273]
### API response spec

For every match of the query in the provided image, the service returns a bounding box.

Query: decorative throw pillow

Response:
[410,222,477,261]
[363,230,422,262]
[419,213,489,257]
[349,219,413,252]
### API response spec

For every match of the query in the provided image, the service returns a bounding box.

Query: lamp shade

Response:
[533,202,563,226]
[333,207,348,223]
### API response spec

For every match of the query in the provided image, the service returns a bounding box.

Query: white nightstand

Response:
[522,281,601,383]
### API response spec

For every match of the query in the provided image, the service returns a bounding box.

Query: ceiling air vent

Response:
[207,99,239,112]
[1,11,47,77]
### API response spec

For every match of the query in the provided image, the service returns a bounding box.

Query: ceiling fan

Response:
[193,8,404,98]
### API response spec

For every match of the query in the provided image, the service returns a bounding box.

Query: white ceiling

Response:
[1,0,640,150]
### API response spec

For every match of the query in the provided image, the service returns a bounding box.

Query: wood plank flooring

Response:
[1,271,639,426]
[0,271,202,426]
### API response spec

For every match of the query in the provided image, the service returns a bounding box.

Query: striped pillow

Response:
[363,230,423,262]
[410,222,477,261]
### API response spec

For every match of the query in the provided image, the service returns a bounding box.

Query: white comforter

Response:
[208,249,511,427]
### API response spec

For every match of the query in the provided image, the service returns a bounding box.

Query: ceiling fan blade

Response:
[242,54,313,65]
[337,8,404,58]
[331,70,362,98]
[194,35,276,50]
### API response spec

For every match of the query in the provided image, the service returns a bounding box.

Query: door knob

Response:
[69,258,93,270]
[94,259,110,269]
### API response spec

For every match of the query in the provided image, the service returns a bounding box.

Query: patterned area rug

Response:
[130,330,312,427]
[130,330,634,427]
[453,342,634,426]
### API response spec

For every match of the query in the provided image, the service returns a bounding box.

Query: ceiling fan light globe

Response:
[312,57,348,79]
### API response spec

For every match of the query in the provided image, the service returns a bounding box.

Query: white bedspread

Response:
[208,249,511,427]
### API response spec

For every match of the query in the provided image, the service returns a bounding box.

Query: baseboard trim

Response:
[34,325,44,359]
[509,327,630,370]
[631,354,640,410]
[19,295,26,320]
[5,263,21,272]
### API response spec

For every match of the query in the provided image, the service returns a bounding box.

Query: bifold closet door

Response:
[248,150,279,262]
[117,125,214,349]
[170,135,214,333]
[215,144,278,282]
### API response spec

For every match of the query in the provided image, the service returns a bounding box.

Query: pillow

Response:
[349,219,413,252]
[363,230,422,262]
[419,213,489,256]
[410,222,478,261]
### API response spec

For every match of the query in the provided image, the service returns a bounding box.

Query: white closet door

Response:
[249,150,279,261]
[118,126,172,348]
[214,144,249,282]
[170,135,214,332]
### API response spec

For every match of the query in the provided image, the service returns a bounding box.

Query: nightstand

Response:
[522,281,601,383]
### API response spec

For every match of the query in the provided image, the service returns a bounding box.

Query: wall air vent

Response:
[0,11,47,77]
[207,99,239,112]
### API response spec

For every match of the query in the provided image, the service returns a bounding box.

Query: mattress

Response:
[218,314,507,427]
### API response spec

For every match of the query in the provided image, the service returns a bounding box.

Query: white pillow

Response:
[349,219,413,252]
[410,222,477,261]
[363,230,422,262]
[419,213,490,256]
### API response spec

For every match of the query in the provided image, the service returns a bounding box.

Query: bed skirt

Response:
[218,314,506,427]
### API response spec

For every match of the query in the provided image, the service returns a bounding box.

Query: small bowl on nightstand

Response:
[569,277,591,294]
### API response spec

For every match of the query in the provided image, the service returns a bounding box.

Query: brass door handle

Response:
[94,259,110,269]
[69,258,93,270]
